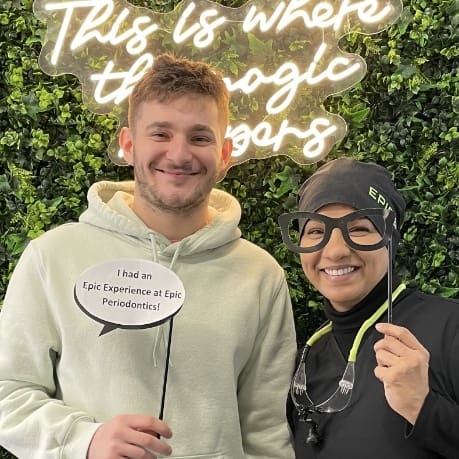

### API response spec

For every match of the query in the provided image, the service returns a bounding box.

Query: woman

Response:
[279,157,459,458]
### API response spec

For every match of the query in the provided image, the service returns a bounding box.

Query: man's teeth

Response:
[160,170,199,175]
[324,267,356,276]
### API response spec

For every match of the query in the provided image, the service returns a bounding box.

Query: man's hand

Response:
[374,322,430,425]
[87,414,173,459]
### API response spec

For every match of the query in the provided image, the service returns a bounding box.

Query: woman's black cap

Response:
[297,157,406,256]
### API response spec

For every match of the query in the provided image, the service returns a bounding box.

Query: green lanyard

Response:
[306,283,407,363]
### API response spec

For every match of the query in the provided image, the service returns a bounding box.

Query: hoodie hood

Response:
[79,181,242,258]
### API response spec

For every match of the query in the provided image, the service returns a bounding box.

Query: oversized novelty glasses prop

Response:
[278,208,402,444]
[278,208,394,252]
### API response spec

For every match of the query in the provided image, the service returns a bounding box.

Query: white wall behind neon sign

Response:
[33,0,402,166]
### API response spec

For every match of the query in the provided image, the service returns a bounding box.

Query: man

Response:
[279,157,459,458]
[0,54,297,458]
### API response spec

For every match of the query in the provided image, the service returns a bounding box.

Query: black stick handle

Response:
[159,317,173,421]
[387,238,393,323]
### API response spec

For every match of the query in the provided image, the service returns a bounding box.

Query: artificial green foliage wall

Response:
[0,0,458,457]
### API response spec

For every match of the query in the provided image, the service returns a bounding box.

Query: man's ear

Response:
[216,137,233,182]
[119,127,134,165]
[222,137,233,167]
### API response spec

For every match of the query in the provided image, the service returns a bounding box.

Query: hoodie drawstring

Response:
[149,234,183,367]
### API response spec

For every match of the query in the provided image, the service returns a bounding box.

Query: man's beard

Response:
[133,159,217,215]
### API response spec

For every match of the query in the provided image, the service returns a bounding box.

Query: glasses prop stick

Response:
[387,236,393,324]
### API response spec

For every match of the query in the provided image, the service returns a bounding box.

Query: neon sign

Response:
[33,0,402,166]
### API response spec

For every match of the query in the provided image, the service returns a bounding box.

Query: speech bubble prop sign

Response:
[33,0,402,165]
[74,258,185,336]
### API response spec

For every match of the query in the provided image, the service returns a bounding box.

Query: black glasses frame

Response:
[278,208,394,253]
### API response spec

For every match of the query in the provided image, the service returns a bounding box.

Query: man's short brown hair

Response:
[128,54,229,132]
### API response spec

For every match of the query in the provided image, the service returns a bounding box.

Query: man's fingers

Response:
[123,414,173,439]
[136,431,173,457]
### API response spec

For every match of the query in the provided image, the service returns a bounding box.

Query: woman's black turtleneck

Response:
[323,274,403,359]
